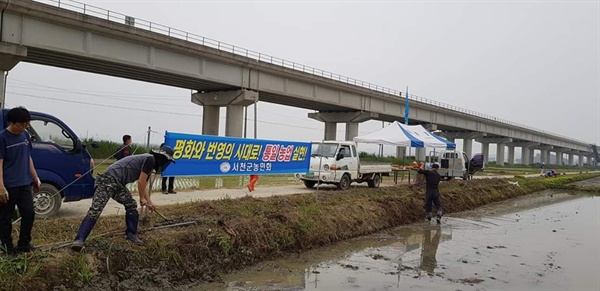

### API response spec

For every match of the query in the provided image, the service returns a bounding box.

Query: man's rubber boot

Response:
[125,213,144,246]
[436,211,442,225]
[71,218,97,252]
[16,244,35,254]
[426,214,432,222]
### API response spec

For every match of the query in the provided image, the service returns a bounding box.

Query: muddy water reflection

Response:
[195,192,600,291]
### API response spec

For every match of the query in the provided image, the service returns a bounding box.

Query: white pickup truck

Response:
[295,141,392,190]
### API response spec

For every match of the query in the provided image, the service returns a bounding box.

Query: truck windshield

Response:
[310,143,338,158]
[29,119,75,151]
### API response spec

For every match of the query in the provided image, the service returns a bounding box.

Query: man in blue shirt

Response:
[0,107,41,255]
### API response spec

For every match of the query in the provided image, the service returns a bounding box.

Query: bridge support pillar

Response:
[0,43,27,71]
[579,155,584,167]
[439,132,486,158]
[555,151,563,165]
[481,142,490,165]
[202,106,220,136]
[324,122,337,140]
[463,139,473,158]
[540,149,547,164]
[225,105,244,137]
[496,144,506,166]
[192,89,258,137]
[0,43,27,108]
[345,122,360,141]
[505,142,538,165]
[396,147,406,160]
[476,137,512,166]
[308,111,378,141]
[568,154,574,165]
[507,146,515,165]
[415,148,426,162]
[536,145,553,165]
[529,148,535,164]
[519,148,526,165]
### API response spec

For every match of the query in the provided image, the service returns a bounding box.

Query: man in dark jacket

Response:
[160,143,176,194]
[414,163,442,224]
[114,135,132,160]
[71,145,175,251]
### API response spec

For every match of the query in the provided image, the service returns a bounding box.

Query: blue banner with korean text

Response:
[161,132,312,177]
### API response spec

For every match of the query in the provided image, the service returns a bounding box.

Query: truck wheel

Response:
[33,184,62,218]
[303,180,317,188]
[337,174,351,190]
[367,174,381,188]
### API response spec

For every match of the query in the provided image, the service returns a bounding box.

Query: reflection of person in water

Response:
[419,226,441,274]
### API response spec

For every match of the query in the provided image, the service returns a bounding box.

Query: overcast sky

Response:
[6,0,599,157]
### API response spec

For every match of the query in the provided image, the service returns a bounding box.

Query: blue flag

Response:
[404,86,409,125]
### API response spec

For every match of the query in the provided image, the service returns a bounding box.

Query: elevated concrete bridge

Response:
[0,0,594,166]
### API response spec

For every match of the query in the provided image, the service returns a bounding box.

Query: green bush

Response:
[358,152,415,165]
[82,138,154,159]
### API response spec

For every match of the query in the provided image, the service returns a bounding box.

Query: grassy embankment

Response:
[2,173,598,290]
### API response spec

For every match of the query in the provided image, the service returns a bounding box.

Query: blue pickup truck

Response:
[1,109,97,218]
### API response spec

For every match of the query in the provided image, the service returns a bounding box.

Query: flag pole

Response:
[405,86,411,162]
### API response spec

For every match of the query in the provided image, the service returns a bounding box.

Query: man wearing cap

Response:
[71,145,175,251]
[412,163,443,224]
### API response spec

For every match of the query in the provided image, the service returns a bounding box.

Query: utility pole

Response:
[146,126,151,150]
[244,106,248,138]
[0,71,7,109]
[379,121,384,157]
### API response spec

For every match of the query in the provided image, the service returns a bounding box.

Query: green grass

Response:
[483,166,594,176]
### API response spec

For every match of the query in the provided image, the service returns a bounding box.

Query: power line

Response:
[7,91,332,131]
[8,77,186,99]
[7,81,316,122]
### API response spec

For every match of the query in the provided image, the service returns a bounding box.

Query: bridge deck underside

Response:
[26,48,351,112]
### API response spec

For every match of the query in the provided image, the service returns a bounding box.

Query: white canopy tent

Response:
[353,121,456,149]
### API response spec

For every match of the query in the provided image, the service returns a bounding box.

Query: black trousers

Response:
[425,190,442,216]
[161,176,175,191]
[0,185,35,250]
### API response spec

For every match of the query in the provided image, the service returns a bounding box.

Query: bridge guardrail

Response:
[34,0,589,146]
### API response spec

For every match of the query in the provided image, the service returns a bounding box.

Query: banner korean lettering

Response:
[162,132,311,177]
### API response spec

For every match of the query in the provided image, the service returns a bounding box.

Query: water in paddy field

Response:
[194,188,600,291]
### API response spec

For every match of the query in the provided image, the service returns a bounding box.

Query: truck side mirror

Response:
[74,139,83,154]
[83,141,100,149]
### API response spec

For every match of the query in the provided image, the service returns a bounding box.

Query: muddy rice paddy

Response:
[196,189,600,290]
